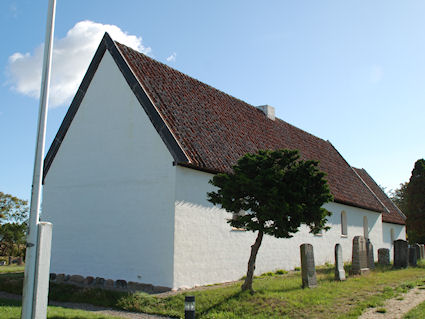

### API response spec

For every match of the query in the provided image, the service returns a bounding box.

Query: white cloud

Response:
[166,52,177,62]
[6,20,151,108]
[370,65,383,84]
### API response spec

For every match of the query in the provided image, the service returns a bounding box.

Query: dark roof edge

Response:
[111,35,189,164]
[178,162,383,214]
[43,34,108,182]
[43,33,189,183]
[326,141,386,213]
[333,198,382,214]
[356,168,407,221]
[351,167,390,214]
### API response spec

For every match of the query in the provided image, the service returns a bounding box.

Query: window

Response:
[363,216,369,238]
[390,228,395,244]
[341,211,347,236]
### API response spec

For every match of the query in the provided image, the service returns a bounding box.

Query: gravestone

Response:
[378,248,390,265]
[334,244,346,281]
[421,244,425,259]
[300,243,317,288]
[394,239,408,269]
[415,244,421,261]
[409,246,417,267]
[351,236,369,275]
[366,239,375,269]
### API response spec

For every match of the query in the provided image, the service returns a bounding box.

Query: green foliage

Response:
[406,159,425,243]
[390,182,408,213]
[0,298,124,318]
[404,300,425,319]
[0,192,28,224]
[207,149,333,237]
[0,192,28,257]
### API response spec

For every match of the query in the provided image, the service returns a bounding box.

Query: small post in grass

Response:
[185,296,195,319]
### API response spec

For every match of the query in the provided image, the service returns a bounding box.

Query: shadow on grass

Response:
[198,290,245,317]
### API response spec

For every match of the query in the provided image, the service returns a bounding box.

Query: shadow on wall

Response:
[382,225,403,244]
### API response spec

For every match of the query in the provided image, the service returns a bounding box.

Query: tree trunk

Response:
[241,230,264,293]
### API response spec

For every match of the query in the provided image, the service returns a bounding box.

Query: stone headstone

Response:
[351,236,369,275]
[116,279,127,289]
[366,239,375,269]
[421,244,425,260]
[95,277,105,286]
[105,279,115,289]
[84,276,94,285]
[409,246,417,266]
[378,248,390,265]
[415,244,421,261]
[300,243,317,288]
[334,243,346,281]
[56,274,65,283]
[394,239,409,269]
[70,275,85,284]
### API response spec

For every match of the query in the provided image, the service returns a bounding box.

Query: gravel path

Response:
[0,291,173,319]
[359,286,425,319]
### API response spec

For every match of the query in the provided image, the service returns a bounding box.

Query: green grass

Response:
[1,262,425,318]
[404,300,425,319]
[0,266,25,274]
[0,298,124,319]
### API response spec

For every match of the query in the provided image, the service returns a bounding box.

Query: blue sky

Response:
[1,0,424,201]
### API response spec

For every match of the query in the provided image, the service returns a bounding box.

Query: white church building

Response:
[42,33,406,290]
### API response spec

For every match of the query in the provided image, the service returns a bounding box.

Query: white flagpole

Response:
[21,0,56,318]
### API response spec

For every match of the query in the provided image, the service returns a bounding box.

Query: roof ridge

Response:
[355,167,407,220]
[351,167,390,214]
[326,142,386,213]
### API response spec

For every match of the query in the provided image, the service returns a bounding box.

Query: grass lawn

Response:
[1,262,425,318]
[403,298,425,319]
[0,265,25,274]
[0,298,123,319]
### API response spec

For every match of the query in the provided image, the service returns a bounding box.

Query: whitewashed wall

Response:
[382,222,406,260]
[43,51,176,288]
[173,166,392,289]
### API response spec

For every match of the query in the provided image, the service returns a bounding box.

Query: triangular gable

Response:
[43,33,189,182]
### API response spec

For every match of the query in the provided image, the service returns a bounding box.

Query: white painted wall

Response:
[382,222,406,260]
[43,51,176,287]
[173,166,395,289]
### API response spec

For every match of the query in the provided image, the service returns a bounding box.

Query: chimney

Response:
[257,105,275,121]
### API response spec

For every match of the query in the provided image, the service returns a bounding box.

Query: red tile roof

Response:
[353,168,406,225]
[115,41,387,214]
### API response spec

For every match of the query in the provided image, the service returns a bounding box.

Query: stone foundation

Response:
[49,273,171,294]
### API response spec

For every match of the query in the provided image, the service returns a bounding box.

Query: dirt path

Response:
[359,286,425,319]
[0,291,173,319]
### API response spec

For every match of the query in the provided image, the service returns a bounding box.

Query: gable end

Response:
[43,33,189,182]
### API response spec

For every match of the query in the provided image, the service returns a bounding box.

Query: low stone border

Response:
[49,273,171,294]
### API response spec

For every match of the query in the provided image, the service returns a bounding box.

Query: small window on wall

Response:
[341,211,347,236]
[390,228,395,244]
[363,216,369,238]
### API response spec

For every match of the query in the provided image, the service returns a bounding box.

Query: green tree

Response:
[389,182,408,213]
[406,159,425,243]
[0,192,29,257]
[207,149,333,293]
[0,192,28,223]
